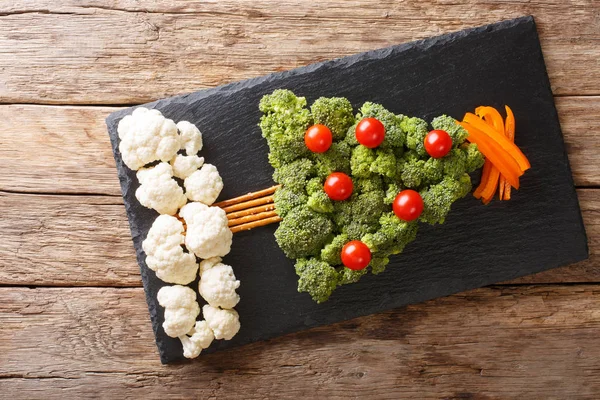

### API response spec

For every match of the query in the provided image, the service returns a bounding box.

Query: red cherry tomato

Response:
[341,240,372,270]
[355,118,385,148]
[324,172,353,201]
[424,129,452,158]
[393,189,424,221]
[304,124,333,153]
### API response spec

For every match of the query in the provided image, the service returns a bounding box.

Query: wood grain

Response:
[0,189,596,287]
[0,1,597,104]
[1,285,599,399]
[1,97,599,196]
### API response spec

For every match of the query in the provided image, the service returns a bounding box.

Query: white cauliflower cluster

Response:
[203,305,241,340]
[179,320,214,359]
[179,202,232,259]
[120,108,242,359]
[118,107,180,170]
[177,121,203,156]
[136,163,187,215]
[157,285,200,338]
[170,154,204,179]
[199,257,240,309]
[184,164,224,205]
[142,215,198,285]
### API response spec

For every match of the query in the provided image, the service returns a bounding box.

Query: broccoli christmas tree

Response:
[259,89,484,303]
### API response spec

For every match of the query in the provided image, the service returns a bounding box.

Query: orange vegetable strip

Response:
[460,121,522,189]
[473,159,492,199]
[475,106,505,134]
[498,174,506,200]
[464,113,530,171]
[481,165,500,200]
[503,105,516,200]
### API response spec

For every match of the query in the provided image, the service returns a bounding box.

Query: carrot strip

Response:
[463,113,530,171]
[460,121,522,189]
[473,159,492,199]
[503,105,516,200]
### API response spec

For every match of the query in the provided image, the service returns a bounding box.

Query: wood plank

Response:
[0,189,597,286]
[1,285,599,398]
[0,1,598,104]
[1,98,599,196]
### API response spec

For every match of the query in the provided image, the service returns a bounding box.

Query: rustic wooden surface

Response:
[0,1,598,398]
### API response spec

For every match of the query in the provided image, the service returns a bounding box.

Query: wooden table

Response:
[1,1,599,398]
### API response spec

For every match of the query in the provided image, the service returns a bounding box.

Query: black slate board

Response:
[106,16,588,364]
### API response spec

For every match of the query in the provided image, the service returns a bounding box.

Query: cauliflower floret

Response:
[142,215,198,285]
[178,320,214,359]
[177,121,203,156]
[203,304,240,340]
[179,202,232,258]
[157,285,200,338]
[199,257,240,309]
[118,107,181,170]
[184,164,224,205]
[170,154,205,179]
[136,162,187,215]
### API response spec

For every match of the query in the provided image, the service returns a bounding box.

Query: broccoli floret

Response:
[313,141,351,178]
[384,182,402,205]
[273,158,315,191]
[442,148,467,180]
[362,212,418,254]
[463,143,485,173]
[334,191,385,239]
[343,221,378,240]
[350,145,376,178]
[370,148,397,178]
[431,115,469,147]
[275,207,333,259]
[422,157,444,186]
[359,102,405,148]
[273,187,307,218]
[321,233,349,265]
[338,266,368,284]
[307,190,334,214]
[305,177,323,195]
[311,97,355,140]
[295,258,340,303]
[259,90,312,168]
[344,122,360,146]
[401,116,429,156]
[369,257,390,275]
[399,158,426,189]
[355,175,383,194]
[420,174,472,225]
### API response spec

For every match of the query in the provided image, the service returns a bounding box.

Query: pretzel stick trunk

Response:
[230,216,282,233]
[213,185,280,208]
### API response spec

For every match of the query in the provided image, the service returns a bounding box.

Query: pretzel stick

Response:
[221,195,274,213]
[228,211,278,227]
[230,216,283,233]
[213,185,280,208]
[226,204,275,220]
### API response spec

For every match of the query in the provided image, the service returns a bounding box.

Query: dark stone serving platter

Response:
[106,16,588,364]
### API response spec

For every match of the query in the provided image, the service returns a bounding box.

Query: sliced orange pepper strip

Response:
[460,121,522,189]
[481,166,500,201]
[474,159,492,199]
[464,113,530,172]
[503,105,516,200]
[475,106,505,135]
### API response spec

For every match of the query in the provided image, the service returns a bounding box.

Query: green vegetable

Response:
[295,258,340,303]
[420,174,472,225]
[401,116,429,156]
[275,207,333,259]
[359,102,406,148]
[350,145,376,178]
[431,115,469,146]
[272,158,315,191]
[311,97,355,140]
[273,187,307,218]
[258,90,483,303]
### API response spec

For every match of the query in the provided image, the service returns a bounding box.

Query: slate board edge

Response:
[104,15,589,364]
